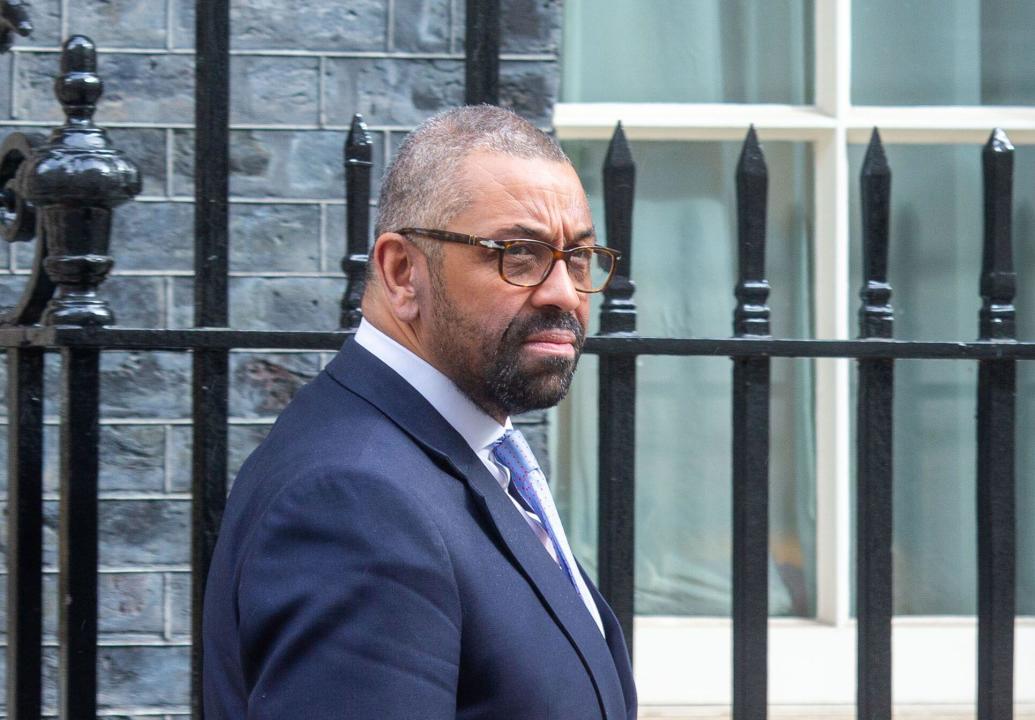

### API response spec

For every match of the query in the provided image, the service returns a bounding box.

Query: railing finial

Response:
[0,0,33,53]
[979,127,1015,341]
[734,125,770,337]
[55,35,101,125]
[340,113,374,330]
[859,127,893,339]
[600,121,636,335]
[19,35,141,326]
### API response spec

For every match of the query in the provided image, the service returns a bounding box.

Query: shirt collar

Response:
[353,319,511,457]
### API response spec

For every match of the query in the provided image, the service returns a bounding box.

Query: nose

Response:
[530,259,581,312]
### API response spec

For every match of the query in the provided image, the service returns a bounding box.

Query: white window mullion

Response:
[846,105,1035,143]
[812,0,853,629]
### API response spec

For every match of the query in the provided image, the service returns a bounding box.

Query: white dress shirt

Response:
[353,319,604,633]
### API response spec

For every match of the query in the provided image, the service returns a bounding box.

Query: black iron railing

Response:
[0,2,1026,720]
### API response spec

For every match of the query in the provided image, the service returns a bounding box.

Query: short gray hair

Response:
[374,105,572,241]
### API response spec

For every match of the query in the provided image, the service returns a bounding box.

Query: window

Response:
[554,0,1035,707]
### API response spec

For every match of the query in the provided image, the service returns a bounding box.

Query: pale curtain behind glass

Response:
[851,0,1035,614]
[556,1,816,616]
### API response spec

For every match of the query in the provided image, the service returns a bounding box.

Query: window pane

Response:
[562,0,814,104]
[853,0,1035,105]
[848,143,1035,615]
[556,140,816,616]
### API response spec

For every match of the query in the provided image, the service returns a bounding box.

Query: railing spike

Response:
[347,112,373,153]
[738,124,765,175]
[604,121,633,171]
[862,128,889,177]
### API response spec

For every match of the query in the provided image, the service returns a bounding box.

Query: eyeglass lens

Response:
[500,242,614,291]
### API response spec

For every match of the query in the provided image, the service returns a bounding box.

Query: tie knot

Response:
[491,428,540,477]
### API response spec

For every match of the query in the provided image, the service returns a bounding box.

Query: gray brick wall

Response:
[0,0,560,715]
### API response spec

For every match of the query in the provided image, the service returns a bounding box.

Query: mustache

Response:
[503,310,586,351]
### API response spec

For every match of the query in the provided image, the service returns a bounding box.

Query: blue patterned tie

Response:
[492,428,604,634]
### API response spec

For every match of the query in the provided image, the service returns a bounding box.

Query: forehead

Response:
[450,151,592,233]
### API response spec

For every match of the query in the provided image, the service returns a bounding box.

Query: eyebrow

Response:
[496,224,596,245]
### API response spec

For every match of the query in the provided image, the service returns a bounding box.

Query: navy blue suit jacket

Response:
[203,339,637,719]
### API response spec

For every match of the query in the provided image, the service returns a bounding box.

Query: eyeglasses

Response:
[396,227,621,293]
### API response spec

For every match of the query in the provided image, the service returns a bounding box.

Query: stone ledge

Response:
[639,706,1035,720]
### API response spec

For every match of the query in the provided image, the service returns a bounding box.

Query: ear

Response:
[370,232,426,324]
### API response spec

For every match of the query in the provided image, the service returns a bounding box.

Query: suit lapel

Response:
[326,340,627,720]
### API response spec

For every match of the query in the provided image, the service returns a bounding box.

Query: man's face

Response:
[419,151,594,421]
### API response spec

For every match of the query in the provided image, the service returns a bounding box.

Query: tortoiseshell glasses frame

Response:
[396,227,621,293]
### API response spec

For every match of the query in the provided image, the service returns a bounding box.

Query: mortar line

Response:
[163,424,174,493]
[449,0,459,54]
[162,572,174,640]
[386,0,396,52]
[60,0,70,41]
[319,202,328,273]
[8,46,554,60]
[165,0,175,50]
[164,275,176,327]
[318,55,327,128]
[165,128,175,198]
[9,49,19,121]
[0,119,454,132]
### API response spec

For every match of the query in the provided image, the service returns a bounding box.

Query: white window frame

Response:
[554,0,1035,710]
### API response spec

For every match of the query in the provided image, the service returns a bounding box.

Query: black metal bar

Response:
[597,123,637,651]
[192,1,231,717]
[7,327,1035,359]
[340,114,373,330]
[6,347,44,720]
[58,347,100,720]
[976,128,1016,720]
[191,348,229,719]
[195,0,230,328]
[856,129,893,720]
[464,0,500,105]
[731,126,769,720]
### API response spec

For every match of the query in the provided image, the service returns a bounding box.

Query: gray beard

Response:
[479,310,585,417]
[428,282,585,419]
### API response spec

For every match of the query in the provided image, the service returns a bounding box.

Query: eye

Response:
[503,242,537,258]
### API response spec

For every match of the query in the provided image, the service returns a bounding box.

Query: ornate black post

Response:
[856,128,893,720]
[731,126,770,720]
[464,0,500,105]
[0,0,33,53]
[597,122,637,652]
[340,114,373,330]
[17,35,140,720]
[21,36,140,327]
[976,128,1016,720]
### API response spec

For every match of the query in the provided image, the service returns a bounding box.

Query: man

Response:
[203,105,637,719]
